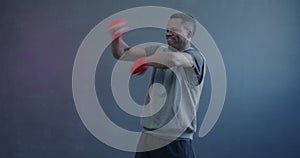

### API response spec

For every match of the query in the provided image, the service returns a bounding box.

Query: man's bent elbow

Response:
[112,52,121,59]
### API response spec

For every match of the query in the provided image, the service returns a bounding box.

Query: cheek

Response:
[177,34,187,42]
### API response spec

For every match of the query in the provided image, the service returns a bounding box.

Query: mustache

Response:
[166,35,175,38]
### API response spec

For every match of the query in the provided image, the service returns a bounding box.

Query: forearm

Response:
[111,38,129,59]
[144,52,194,68]
[144,53,175,68]
[130,52,193,76]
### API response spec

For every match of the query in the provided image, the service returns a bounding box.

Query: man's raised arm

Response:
[108,19,146,61]
[111,38,146,61]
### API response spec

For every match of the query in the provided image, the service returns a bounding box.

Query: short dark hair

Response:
[170,13,196,36]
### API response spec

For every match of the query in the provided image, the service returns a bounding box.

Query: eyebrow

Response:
[166,27,180,31]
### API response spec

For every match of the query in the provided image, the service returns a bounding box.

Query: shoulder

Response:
[184,48,204,65]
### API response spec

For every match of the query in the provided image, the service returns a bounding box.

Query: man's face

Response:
[166,18,191,51]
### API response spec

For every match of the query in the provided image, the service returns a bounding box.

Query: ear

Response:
[187,30,193,40]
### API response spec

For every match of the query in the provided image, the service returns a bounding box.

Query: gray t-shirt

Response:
[141,45,205,140]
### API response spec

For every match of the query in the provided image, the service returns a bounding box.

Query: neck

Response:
[180,43,191,51]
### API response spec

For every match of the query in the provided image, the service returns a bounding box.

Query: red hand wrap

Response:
[106,18,127,40]
[130,57,148,76]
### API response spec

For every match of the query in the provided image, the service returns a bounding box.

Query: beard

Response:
[166,34,189,51]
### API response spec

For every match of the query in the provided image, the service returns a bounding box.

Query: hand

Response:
[130,57,148,76]
[107,18,128,40]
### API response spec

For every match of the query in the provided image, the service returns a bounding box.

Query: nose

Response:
[166,29,174,36]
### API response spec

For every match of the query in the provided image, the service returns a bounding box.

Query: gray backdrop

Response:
[1,0,300,157]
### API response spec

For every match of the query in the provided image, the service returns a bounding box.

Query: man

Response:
[109,13,205,158]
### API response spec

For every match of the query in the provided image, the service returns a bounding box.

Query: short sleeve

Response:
[184,49,205,85]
